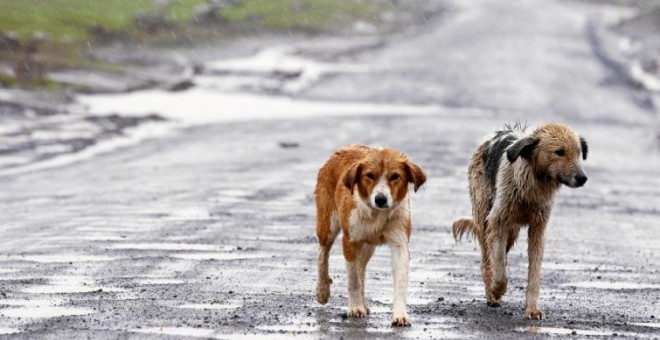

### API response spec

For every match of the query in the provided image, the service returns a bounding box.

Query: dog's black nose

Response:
[575,173,588,186]
[374,194,388,208]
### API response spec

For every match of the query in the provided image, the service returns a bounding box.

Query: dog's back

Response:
[452,124,526,241]
[316,144,369,201]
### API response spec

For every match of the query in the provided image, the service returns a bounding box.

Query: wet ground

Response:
[1,0,660,339]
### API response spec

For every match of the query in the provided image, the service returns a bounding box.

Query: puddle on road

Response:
[202,45,371,94]
[66,235,129,241]
[263,225,299,231]
[132,327,305,340]
[257,324,318,333]
[80,88,439,129]
[165,207,213,221]
[401,328,465,339]
[371,296,433,305]
[562,281,660,290]
[365,305,389,314]
[541,263,625,271]
[0,299,64,307]
[22,284,122,294]
[75,224,153,233]
[246,235,293,242]
[0,327,21,335]
[0,306,95,319]
[516,326,611,336]
[12,254,116,263]
[218,188,252,197]
[22,276,126,294]
[409,270,455,282]
[170,253,272,261]
[0,297,96,320]
[135,278,186,285]
[178,303,242,310]
[630,322,660,329]
[109,243,236,251]
[130,327,215,338]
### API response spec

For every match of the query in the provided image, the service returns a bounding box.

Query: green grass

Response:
[0,0,206,41]
[222,0,383,32]
[0,0,383,42]
[0,0,386,89]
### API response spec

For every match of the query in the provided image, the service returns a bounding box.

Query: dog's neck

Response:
[511,160,561,207]
[349,191,410,244]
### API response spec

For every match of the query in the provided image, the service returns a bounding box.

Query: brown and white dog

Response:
[452,123,588,319]
[315,144,426,326]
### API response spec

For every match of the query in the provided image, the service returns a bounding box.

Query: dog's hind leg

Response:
[524,220,547,320]
[316,210,340,304]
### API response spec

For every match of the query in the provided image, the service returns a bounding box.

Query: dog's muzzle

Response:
[374,193,389,209]
[575,170,588,187]
[559,169,588,188]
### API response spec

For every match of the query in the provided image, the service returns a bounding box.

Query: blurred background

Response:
[0,0,442,173]
[0,0,658,173]
[0,0,659,338]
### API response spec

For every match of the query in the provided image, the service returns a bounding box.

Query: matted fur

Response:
[315,144,426,327]
[452,123,588,320]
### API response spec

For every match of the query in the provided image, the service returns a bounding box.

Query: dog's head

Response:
[507,123,588,188]
[343,148,426,210]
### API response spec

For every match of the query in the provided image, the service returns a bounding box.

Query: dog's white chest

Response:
[347,195,409,244]
[348,208,387,242]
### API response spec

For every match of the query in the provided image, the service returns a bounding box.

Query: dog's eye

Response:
[365,173,375,180]
[554,149,565,156]
[390,173,400,181]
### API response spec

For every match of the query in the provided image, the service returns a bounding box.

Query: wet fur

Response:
[452,123,588,320]
[315,144,426,327]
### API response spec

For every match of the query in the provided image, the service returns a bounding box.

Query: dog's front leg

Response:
[344,239,368,317]
[524,220,546,320]
[389,231,411,327]
[486,218,508,307]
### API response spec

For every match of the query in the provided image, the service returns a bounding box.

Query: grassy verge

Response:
[0,0,207,40]
[0,0,388,88]
[223,0,383,33]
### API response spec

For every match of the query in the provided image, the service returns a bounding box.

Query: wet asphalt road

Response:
[2,0,660,339]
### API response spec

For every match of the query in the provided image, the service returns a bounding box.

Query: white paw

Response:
[391,313,411,327]
[347,306,369,318]
[524,307,545,320]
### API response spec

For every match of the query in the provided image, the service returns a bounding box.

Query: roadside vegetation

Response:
[0,0,387,88]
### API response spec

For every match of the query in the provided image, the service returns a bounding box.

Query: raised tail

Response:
[452,217,478,242]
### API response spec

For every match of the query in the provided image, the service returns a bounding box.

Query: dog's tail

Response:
[452,217,478,242]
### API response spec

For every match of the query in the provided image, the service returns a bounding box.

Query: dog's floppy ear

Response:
[342,163,363,192]
[580,136,588,160]
[507,137,540,162]
[405,161,427,192]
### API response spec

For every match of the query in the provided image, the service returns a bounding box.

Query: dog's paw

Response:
[486,300,501,308]
[486,293,502,307]
[491,279,507,297]
[391,313,411,327]
[316,281,331,304]
[524,307,545,320]
[347,306,369,318]
[363,304,371,315]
